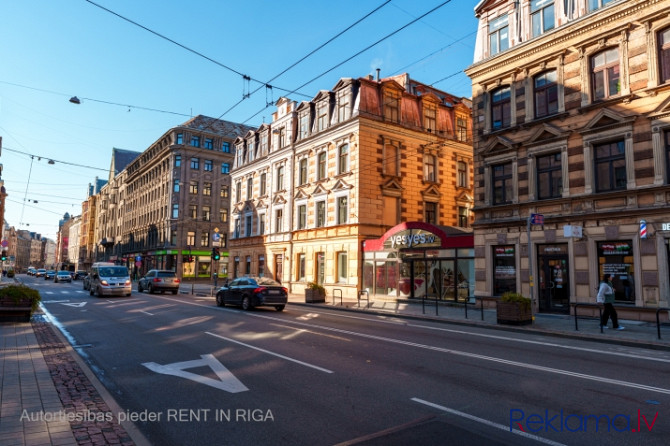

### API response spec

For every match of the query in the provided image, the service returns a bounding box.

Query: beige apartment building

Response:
[466,0,670,317]
[94,116,253,280]
[228,73,474,300]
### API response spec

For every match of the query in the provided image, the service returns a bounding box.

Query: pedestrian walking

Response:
[596,273,624,330]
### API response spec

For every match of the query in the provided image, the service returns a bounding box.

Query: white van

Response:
[88,262,132,297]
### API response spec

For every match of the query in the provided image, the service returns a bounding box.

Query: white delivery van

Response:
[89,263,132,297]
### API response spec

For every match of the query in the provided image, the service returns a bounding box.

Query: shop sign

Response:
[494,246,515,257]
[662,223,670,231]
[384,229,441,249]
[599,242,631,256]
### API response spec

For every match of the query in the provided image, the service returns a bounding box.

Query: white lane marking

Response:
[411,398,567,446]
[61,302,87,308]
[142,354,248,393]
[291,307,670,364]
[139,310,154,316]
[149,296,670,393]
[205,331,333,374]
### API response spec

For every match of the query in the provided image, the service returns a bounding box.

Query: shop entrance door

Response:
[538,255,569,313]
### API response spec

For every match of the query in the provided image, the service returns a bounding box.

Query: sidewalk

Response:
[1,293,668,446]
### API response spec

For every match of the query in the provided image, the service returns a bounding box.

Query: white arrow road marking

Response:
[142,354,248,393]
[61,302,87,308]
[42,299,70,303]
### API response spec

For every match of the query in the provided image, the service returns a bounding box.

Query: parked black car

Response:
[73,271,88,280]
[215,277,287,311]
[137,270,180,294]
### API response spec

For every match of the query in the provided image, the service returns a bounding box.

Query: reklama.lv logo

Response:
[510,409,659,433]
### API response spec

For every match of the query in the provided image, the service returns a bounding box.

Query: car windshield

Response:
[57,272,69,275]
[100,267,129,277]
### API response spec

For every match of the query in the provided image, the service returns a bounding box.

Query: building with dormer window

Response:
[228,73,474,300]
[466,0,670,317]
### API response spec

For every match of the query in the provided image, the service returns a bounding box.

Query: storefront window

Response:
[493,245,516,295]
[597,241,634,303]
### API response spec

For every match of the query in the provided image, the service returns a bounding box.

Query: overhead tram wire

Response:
[84,0,310,100]
[195,0,393,130]
[243,0,454,124]
[2,147,109,173]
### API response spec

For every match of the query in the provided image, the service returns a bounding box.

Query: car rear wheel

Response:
[241,296,251,311]
[148,284,154,294]
[137,283,143,293]
[216,294,224,307]
[89,287,94,296]
[275,305,285,312]
[171,290,178,295]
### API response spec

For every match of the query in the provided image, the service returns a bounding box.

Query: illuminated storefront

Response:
[362,222,474,301]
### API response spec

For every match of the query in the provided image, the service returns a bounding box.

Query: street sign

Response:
[530,213,544,225]
[1,240,7,247]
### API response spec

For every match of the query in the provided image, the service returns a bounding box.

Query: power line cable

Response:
[243,0,454,123]
[2,146,109,172]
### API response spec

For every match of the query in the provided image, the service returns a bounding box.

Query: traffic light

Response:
[0,251,6,261]
[212,248,220,261]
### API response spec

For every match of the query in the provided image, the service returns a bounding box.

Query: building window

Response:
[220,186,229,198]
[190,157,199,169]
[235,181,241,203]
[316,201,326,227]
[297,204,307,229]
[665,131,670,183]
[234,218,240,238]
[659,28,670,84]
[260,172,267,195]
[186,231,195,246]
[491,86,511,130]
[338,144,349,175]
[258,256,265,277]
[588,0,615,12]
[457,117,468,142]
[246,178,253,200]
[246,256,251,275]
[260,134,268,156]
[535,70,558,118]
[201,231,209,247]
[531,0,554,38]
[458,206,469,228]
[337,252,347,283]
[383,196,400,226]
[537,153,562,199]
[221,163,230,174]
[489,14,509,56]
[384,141,399,176]
[278,128,286,148]
[493,162,513,205]
[203,182,212,196]
[222,141,230,153]
[591,48,620,101]
[594,140,626,192]
[236,146,244,166]
[298,253,306,281]
[189,205,198,219]
[458,161,468,188]
[299,114,310,139]
[424,202,437,224]
[317,152,327,180]
[189,181,199,195]
[299,159,308,185]
[245,215,252,237]
[176,133,183,144]
[191,135,200,147]
[204,138,213,149]
[338,90,349,122]
[220,209,228,223]
[597,241,634,303]
[337,196,348,225]
[204,160,213,171]
[275,209,283,232]
[171,230,177,245]
[424,106,437,132]
[202,206,211,222]
[175,155,181,167]
[258,213,265,235]
[384,93,400,122]
[247,141,255,163]
[317,102,328,132]
[172,204,179,218]
[493,245,516,295]
[424,154,437,182]
[276,165,284,191]
[173,179,180,192]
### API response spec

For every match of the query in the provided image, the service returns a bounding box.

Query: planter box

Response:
[496,301,532,325]
[305,289,326,303]
[0,298,33,322]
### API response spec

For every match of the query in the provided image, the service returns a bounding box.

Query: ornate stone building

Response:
[466,0,670,316]
[228,73,474,299]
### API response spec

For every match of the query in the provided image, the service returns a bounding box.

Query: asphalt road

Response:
[25,275,670,446]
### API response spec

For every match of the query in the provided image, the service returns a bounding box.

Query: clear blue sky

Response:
[0,0,479,240]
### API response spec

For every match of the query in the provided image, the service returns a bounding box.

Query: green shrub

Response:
[306,281,326,294]
[6,270,15,278]
[501,292,531,310]
[0,285,41,313]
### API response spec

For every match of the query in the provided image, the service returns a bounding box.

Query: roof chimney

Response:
[376,68,381,81]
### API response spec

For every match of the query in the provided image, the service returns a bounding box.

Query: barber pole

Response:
[640,220,647,239]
